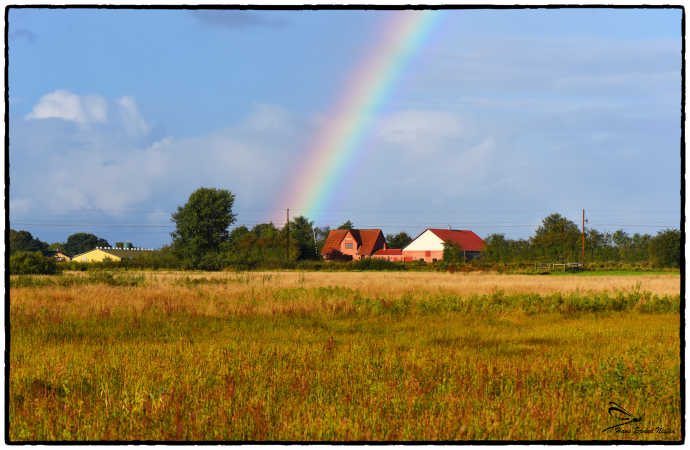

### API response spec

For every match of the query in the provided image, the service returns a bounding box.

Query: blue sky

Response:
[9,8,682,248]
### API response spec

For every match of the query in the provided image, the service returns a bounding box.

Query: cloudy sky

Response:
[9,8,682,248]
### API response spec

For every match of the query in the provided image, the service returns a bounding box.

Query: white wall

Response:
[403,229,445,251]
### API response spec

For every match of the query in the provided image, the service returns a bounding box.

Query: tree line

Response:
[9,188,681,273]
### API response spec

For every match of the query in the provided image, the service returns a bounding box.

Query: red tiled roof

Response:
[357,229,385,255]
[428,229,485,252]
[374,249,403,256]
[320,229,350,256]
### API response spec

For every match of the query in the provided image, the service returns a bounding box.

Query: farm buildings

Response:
[321,228,485,262]
[70,247,154,263]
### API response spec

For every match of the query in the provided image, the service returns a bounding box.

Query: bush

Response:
[10,251,60,275]
[351,258,406,271]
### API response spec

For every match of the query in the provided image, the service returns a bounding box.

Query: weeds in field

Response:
[9,271,681,441]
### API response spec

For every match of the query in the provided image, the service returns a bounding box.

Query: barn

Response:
[70,247,154,263]
[402,229,484,263]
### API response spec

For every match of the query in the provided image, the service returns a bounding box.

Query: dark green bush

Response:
[351,258,406,271]
[10,251,60,275]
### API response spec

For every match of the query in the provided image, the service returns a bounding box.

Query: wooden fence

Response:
[535,262,583,272]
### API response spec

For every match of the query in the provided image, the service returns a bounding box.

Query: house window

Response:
[419,258,425,262]
[345,243,353,249]
[432,258,437,262]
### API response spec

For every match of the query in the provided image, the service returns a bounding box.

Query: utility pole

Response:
[312,228,318,258]
[582,209,585,267]
[286,208,290,261]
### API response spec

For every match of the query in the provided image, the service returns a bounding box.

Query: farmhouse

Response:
[403,229,485,263]
[321,229,386,261]
[70,247,154,263]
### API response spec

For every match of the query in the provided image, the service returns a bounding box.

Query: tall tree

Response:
[290,216,318,260]
[482,233,510,263]
[648,228,681,268]
[337,220,354,230]
[171,187,236,266]
[64,233,110,256]
[532,213,581,262]
[9,229,49,255]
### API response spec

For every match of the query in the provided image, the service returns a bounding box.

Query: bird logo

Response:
[602,401,642,432]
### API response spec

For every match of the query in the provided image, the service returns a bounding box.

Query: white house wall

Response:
[403,230,445,251]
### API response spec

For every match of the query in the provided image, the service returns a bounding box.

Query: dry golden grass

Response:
[144,270,680,296]
[9,270,681,441]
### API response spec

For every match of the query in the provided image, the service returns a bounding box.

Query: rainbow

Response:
[274,11,440,224]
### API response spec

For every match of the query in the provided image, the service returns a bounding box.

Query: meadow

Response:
[9,271,682,441]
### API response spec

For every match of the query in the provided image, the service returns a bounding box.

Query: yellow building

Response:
[70,247,154,263]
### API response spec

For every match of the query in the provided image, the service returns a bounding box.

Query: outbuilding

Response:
[70,247,154,263]
[402,229,484,263]
[371,248,403,262]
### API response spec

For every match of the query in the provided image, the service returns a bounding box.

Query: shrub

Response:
[10,251,60,275]
[351,258,406,271]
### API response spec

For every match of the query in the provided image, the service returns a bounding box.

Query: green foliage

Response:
[10,251,60,275]
[337,220,354,230]
[532,213,581,262]
[442,241,465,265]
[223,222,298,269]
[47,242,66,253]
[477,213,668,268]
[648,229,681,268]
[313,226,331,255]
[290,216,318,260]
[65,233,110,256]
[9,229,49,255]
[171,187,237,268]
[351,257,406,271]
[385,232,413,250]
[11,272,144,288]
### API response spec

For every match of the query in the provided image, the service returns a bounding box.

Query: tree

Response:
[229,226,250,244]
[442,241,465,265]
[314,226,331,255]
[648,229,681,268]
[9,229,49,255]
[64,233,110,256]
[48,242,66,253]
[532,213,581,262]
[337,220,354,230]
[482,233,510,263]
[171,187,236,267]
[385,232,413,249]
[290,216,318,260]
[10,251,59,275]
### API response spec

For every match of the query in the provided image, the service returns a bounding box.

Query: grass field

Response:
[9,271,682,441]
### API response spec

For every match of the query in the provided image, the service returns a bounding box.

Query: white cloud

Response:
[11,102,299,219]
[375,110,464,148]
[116,96,150,136]
[26,90,108,124]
